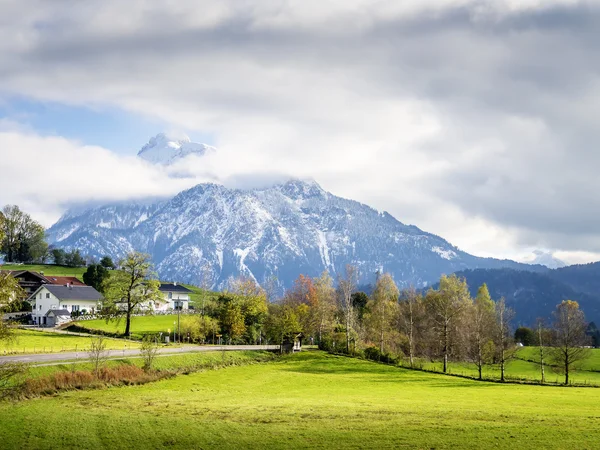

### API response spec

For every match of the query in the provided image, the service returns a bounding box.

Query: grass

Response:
[2,351,600,449]
[0,329,140,354]
[0,264,86,279]
[76,315,185,339]
[25,350,276,379]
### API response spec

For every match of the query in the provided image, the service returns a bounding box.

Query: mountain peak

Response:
[137,133,216,165]
[276,178,326,200]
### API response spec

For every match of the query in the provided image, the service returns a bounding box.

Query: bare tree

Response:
[550,300,591,385]
[140,335,159,372]
[398,288,425,368]
[338,265,358,353]
[493,298,515,382]
[88,336,109,377]
[313,271,336,346]
[535,318,551,384]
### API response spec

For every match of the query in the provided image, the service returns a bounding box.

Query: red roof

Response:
[44,276,86,286]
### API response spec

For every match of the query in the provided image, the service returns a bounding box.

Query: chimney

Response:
[174,282,177,286]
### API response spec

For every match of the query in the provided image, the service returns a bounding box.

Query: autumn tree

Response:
[102,252,163,337]
[217,294,246,343]
[338,265,358,353]
[425,274,471,373]
[465,283,495,380]
[550,300,591,385]
[313,271,337,345]
[226,277,269,343]
[493,297,515,382]
[365,273,399,354]
[264,303,301,350]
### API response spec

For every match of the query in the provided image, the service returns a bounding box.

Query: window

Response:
[168,292,172,300]
[46,293,50,299]
[38,305,42,311]
[72,305,80,312]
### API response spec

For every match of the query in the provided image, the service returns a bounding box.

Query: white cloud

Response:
[1,0,600,263]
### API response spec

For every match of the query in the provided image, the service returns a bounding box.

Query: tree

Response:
[217,295,246,344]
[466,283,495,380]
[102,252,163,338]
[264,303,301,350]
[549,300,591,385]
[0,272,25,341]
[398,288,425,368]
[0,205,47,263]
[514,327,535,346]
[493,297,515,382]
[83,264,109,293]
[338,265,358,353]
[88,336,109,377]
[366,273,399,355]
[140,335,159,372]
[100,256,116,269]
[425,274,471,373]
[64,249,86,267]
[351,292,369,324]
[51,248,67,266]
[535,318,552,384]
[313,271,337,345]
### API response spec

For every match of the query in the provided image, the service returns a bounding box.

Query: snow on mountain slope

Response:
[46,179,542,290]
[137,133,216,165]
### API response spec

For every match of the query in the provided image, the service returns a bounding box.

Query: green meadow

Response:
[0,264,86,278]
[0,329,140,354]
[77,315,185,339]
[1,351,600,449]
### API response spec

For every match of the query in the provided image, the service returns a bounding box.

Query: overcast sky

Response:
[1,0,599,265]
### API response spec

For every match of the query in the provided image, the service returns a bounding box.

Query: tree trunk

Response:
[538,325,545,384]
[443,320,449,373]
[125,310,131,338]
[500,350,505,382]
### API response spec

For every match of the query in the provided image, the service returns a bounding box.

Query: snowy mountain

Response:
[137,133,216,165]
[522,250,567,269]
[46,179,543,290]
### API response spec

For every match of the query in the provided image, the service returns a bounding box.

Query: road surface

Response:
[0,345,280,366]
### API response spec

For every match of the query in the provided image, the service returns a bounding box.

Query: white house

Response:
[150,283,192,311]
[29,284,103,326]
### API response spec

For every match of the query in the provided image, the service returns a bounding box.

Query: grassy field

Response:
[418,356,600,385]
[0,329,140,354]
[0,264,86,278]
[77,316,185,339]
[2,351,600,449]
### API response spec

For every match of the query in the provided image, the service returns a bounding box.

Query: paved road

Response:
[0,345,280,365]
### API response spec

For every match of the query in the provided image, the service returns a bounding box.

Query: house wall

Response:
[151,292,190,312]
[31,287,99,325]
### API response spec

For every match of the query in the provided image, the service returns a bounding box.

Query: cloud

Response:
[1,0,600,263]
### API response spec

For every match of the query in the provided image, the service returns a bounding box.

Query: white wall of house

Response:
[148,291,190,312]
[30,286,99,325]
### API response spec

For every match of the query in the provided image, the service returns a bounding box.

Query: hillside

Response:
[450,268,600,325]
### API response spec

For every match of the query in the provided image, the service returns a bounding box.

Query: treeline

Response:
[182,265,591,385]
